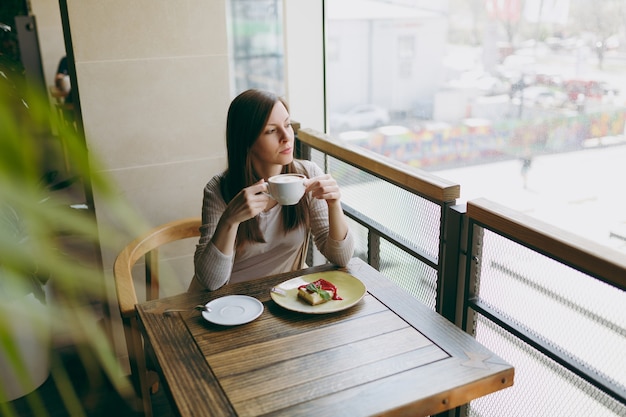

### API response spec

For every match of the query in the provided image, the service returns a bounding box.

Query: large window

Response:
[325,0,626,253]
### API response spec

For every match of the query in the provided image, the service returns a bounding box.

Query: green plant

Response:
[0,167,81,304]
[0,202,50,303]
[0,68,144,414]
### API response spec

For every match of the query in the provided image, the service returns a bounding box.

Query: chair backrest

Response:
[113,217,202,319]
[112,217,201,416]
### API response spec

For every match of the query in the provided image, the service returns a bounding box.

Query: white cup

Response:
[266,173,306,205]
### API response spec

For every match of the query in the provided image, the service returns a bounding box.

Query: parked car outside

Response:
[330,104,390,132]
[513,86,568,108]
[563,79,606,103]
[448,70,510,96]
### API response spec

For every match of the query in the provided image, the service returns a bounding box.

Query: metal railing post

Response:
[436,203,465,323]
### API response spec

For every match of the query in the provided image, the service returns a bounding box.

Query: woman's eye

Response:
[265,128,276,134]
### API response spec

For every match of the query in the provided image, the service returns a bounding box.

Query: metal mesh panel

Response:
[469,227,626,416]
[341,211,438,308]
[469,314,626,417]
[378,237,438,309]
[474,228,626,392]
[308,149,441,261]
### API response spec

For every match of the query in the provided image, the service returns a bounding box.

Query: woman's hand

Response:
[305,174,348,241]
[210,180,270,256]
[305,174,342,205]
[222,180,270,226]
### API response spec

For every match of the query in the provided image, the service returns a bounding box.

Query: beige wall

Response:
[61,0,231,357]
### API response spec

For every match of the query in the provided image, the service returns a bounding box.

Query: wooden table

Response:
[137,258,514,417]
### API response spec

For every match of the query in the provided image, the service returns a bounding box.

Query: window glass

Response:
[228,0,285,96]
[325,0,626,253]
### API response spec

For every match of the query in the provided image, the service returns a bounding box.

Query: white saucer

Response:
[201,295,264,326]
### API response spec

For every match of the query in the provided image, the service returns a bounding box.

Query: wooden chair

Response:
[113,217,202,417]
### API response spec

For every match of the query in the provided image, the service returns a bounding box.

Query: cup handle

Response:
[262,182,275,201]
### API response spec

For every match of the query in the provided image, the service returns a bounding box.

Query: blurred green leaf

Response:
[0,66,143,413]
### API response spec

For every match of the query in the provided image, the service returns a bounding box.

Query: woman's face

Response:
[249,101,294,177]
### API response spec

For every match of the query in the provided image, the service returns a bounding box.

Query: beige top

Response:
[193,160,354,290]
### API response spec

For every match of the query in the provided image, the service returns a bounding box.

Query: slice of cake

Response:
[297,279,342,305]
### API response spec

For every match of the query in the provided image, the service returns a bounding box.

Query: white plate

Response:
[201,295,264,326]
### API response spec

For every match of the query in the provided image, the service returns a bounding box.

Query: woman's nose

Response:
[278,127,291,141]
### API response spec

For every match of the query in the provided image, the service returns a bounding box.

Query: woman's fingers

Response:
[226,181,270,223]
[306,174,341,201]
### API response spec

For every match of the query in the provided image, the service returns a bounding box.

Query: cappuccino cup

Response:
[266,174,306,205]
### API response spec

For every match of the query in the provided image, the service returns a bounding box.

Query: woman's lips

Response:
[280,147,292,155]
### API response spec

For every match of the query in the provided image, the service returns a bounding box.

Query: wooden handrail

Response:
[467,197,626,292]
[297,127,460,204]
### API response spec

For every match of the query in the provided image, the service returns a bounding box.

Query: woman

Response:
[192,89,354,291]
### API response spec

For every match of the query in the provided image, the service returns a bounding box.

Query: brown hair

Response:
[221,89,309,248]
